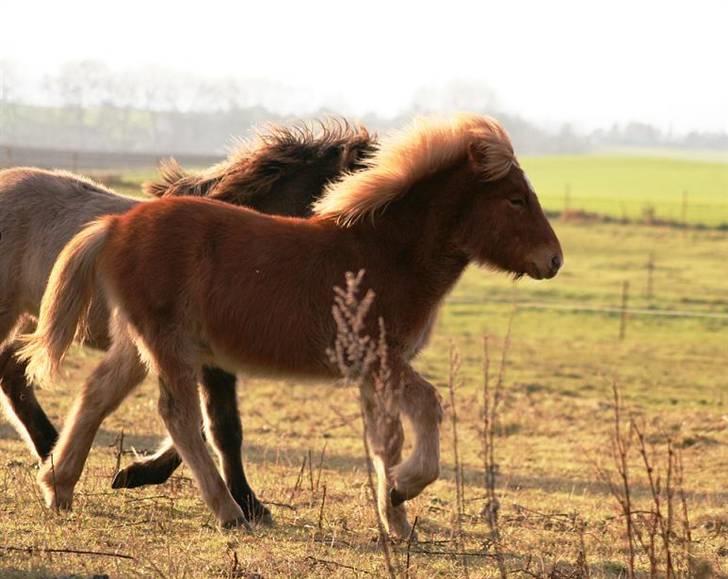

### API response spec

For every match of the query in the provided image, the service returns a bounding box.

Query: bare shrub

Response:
[595,384,696,578]
[326,269,399,579]
[481,310,515,579]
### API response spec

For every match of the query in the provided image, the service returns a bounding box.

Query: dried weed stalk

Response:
[594,383,695,578]
[447,342,469,577]
[326,269,399,579]
[481,308,515,579]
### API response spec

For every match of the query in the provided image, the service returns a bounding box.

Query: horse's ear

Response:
[466,141,488,170]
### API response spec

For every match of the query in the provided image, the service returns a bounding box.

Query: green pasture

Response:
[1,161,726,577]
[521,154,728,226]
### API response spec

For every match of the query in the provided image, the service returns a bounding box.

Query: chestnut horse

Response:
[0,120,376,523]
[21,114,562,537]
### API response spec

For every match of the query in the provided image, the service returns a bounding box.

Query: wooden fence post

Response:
[619,281,630,340]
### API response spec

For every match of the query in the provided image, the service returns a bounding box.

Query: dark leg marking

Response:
[0,343,58,459]
[201,366,272,525]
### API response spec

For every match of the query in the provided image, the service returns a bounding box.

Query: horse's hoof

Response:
[236,495,273,526]
[253,505,274,527]
[390,488,407,507]
[41,488,73,511]
[111,469,129,489]
[245,502,273,527]
[221,516,253,532]
[111,462,170,489]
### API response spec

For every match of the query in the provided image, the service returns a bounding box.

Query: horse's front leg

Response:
[360,381,410,540]
[37,338,147,509]
[199,366,272,525]
[390,366,443,506]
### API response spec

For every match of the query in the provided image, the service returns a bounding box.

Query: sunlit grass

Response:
[1,180,726,577]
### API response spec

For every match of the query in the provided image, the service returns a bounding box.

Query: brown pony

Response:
[0,120,376,524]
[21,114,562,538]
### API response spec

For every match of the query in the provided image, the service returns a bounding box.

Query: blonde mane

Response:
[312,114,517,225]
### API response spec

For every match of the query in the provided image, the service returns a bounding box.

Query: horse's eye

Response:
[509,198,525,208]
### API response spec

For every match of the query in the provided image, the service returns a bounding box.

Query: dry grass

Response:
[1,220,727,577]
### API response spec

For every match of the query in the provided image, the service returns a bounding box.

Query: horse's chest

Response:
[402,309,439,360]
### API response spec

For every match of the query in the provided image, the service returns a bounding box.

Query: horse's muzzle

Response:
[527,251,563,280]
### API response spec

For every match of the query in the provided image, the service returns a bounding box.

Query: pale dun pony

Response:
[21,114,563,538]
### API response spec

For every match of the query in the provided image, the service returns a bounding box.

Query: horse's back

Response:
[0,167,140,315]
[100,197,339,376]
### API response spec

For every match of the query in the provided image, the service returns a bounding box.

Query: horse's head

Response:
[454,137,562,280]
[312,113,562,280]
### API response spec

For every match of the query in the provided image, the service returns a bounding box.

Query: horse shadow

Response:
[3,421,726,506]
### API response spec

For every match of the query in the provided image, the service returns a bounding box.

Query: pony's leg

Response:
[390,368,443,506]
[111,366,271,525]
[37,338,147,510]
[0,341,59,459]
[155,362,248,529]
[110,433,182,489]
[200,366,272,524]
[361,385,411,540]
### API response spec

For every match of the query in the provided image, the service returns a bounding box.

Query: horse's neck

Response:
[348,164,471,301]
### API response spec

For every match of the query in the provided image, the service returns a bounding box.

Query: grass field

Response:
[1,159,727,578]
[521,155,728,227]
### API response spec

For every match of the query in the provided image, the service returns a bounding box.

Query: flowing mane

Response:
[143,119,376,204]
[312,114,517,225]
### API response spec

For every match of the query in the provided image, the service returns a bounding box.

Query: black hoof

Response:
[237,496,273,526]
[111,469,129,489]
[390,488,407,507]
[222,516,252,531]
[111,462,176,489]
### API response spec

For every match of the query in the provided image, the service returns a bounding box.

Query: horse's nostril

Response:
[551,255,562,271]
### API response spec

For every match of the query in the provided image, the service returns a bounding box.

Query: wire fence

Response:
[450,298,728,321]
[539,191,728,228]
[449,289,728,342]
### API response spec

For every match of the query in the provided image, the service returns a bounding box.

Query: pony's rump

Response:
[19,218,113,386]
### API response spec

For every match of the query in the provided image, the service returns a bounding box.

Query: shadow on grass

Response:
[3,420,726,506]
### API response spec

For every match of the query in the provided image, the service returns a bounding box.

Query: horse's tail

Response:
[18,218,112,386]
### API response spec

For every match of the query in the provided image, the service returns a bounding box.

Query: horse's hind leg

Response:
[200,366,271,524]
[361,383,411,540]
[37,337,147,510]
[111,367,270,526]
[0,306,58,459]
[0,341,59,459]
[390,368,442,505]
[110,433,182,489]
[155,361,248,529]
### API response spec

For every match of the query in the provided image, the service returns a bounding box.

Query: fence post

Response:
[645,252,655,300]
[681,190,688,227]
[619,281,630,340]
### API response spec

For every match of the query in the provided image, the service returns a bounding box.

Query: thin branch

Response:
[0,545,134,561]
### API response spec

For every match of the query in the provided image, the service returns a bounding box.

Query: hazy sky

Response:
[3,0,727,133]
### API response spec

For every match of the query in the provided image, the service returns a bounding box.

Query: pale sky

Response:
[3,0,727,133]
